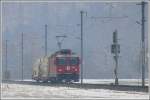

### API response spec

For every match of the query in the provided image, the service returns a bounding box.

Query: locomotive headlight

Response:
[58,69,62,72]
[75,68,78,71]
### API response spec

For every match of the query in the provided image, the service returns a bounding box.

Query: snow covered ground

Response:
[1,83,149,99]
[78,79,149,86]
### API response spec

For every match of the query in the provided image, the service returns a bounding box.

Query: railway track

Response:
[2,80,148,92]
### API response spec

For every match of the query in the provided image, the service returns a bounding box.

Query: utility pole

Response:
[80,11,84,85]
[21,33,24,81]
[5,40,8,80]
[45,24,48,56]
[141,1,145,87]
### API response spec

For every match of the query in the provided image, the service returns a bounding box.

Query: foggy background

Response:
[1,1,148,80]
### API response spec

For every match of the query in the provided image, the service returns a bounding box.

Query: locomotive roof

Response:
[39,49,79,58]
[56,54,79,58]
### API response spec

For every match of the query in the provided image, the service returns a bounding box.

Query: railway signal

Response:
[111,30,120,85]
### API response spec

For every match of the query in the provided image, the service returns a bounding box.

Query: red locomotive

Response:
[32,49,80,83]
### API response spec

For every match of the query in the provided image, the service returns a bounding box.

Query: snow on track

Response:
[2,83,149,99]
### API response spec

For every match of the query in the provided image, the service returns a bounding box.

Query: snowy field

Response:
[78,79,149,86]
[2,83,149,99]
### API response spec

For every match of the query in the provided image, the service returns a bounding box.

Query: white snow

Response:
[2,83,149,99]
[77,79,149,86]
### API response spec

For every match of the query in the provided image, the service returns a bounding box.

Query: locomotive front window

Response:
[56,57,67,66]
[69,57,79,65]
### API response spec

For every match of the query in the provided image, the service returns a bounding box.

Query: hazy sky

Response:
[2,1,148,79]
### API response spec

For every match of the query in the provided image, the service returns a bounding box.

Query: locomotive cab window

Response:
[69,57,79,65]
[56,57,67,66]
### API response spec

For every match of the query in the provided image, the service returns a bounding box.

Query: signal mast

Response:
[111,30,120,85]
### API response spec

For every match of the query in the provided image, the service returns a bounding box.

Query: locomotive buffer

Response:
[111,30,120,85]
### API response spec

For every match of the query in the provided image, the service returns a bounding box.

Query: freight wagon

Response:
[32,49,80,83]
